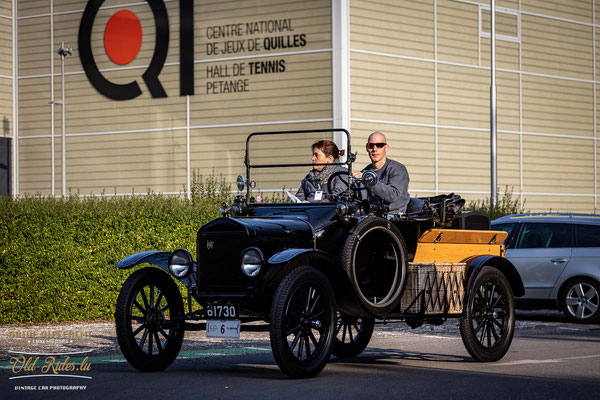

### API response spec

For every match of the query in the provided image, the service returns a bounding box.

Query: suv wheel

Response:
[269,267,336,379]
[560,278,600,324]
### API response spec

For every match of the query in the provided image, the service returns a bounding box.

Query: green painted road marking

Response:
[0,347,272,369]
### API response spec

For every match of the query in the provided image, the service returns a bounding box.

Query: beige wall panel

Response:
[520,194,595,213]
[521,14,593,80]
[350,0,434,59]
[351,120,435,195]
[437,64,488,129]
[438,128,489,192]
[496,71,521,132]
[52,1,82,14]
[497,132,521,191]
[18,77,51,137]
[18,1,49,17]
[0,77,12,135]
[522,75,593,137]
[190,121,333,192]
[350,52,434,125]
[191,52,331,126]
[196,0,331,56]
[597,29,600,82]
[523,0,592,24]
[0,17,12,75]
[438,129,520,193]
[49,65,186,134]
[460,0,519,8]
[437,0,478,65]
[522,135,594,195]
[0,1,11,16]
[19,138,52,195]
[34,130,188,195]
[479,38,519,70]
[18,16,50,77]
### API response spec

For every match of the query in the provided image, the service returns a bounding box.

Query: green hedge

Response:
[0,176,230,324]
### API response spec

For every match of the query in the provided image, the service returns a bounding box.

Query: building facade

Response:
[1,0,598,212]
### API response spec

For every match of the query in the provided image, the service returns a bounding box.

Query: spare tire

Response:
[340,217,408,316]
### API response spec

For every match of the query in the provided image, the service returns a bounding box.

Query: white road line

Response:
[420,335,460,340]
[494,354,600,366]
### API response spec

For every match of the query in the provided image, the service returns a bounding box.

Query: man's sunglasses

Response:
[366,142,386,149]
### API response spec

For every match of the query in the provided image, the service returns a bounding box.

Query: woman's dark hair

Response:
[312,140,342,160]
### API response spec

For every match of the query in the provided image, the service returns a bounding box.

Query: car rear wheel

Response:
[269,267,336,379]
[115,267,184,372]
[332,313,374,358]
[560,278,600,324]
[459,266,515,362]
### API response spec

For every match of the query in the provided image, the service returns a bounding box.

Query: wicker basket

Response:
[400,262,466,314]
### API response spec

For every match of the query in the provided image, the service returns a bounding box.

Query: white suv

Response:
[492,213,600,324]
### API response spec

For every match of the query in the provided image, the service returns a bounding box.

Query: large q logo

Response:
[79,0,193,100]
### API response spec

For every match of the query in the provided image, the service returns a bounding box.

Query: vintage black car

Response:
[115,129,525,378]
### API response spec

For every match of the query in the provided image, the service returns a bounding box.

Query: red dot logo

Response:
[104,10,142,65]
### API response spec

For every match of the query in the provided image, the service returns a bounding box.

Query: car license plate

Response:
[206,319,241,339]
[204,303,239,319]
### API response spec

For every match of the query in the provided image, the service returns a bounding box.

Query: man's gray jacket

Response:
[361,158,410,214]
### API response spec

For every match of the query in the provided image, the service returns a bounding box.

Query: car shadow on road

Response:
[330,348,471,364]
[516,311,568,323]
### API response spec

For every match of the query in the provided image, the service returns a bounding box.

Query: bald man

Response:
[353,131,410,215]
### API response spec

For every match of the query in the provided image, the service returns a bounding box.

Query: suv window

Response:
[516,223,571,249]
[574,224,600,247]
[493,223,516,236]
[492,223,517,245]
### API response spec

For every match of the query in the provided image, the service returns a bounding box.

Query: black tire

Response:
[459,266,515,362]
[332,313,375,358]
[340,217,408,316]
[115,267,184,372]
[560,278,600,324]
[269,267,336,379]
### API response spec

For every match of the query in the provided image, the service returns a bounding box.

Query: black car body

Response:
[115,129,524,378]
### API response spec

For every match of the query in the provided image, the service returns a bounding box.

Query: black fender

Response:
[117,250,194,287]
[463,255,525,300]
[267,249,372,317]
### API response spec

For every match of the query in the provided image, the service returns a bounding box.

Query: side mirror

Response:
[236,175,245,191]
[362,170,378,187]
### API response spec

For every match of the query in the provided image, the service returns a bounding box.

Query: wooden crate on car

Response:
[413,229,508,264]
[400,262,466,314]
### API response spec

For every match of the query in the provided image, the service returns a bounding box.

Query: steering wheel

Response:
[327,170,373,203]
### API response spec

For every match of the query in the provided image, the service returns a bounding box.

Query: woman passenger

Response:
[296,140,347,202]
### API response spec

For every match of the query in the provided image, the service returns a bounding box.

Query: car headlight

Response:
[241,248,264,277]
[168,249,193,278]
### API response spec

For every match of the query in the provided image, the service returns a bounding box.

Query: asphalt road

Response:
[2,311,599,400]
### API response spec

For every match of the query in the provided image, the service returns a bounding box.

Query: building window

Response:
[479,6,520,43]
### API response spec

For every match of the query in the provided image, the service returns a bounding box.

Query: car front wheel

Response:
[115,267,184,372]
[560,278,600,324]
[269,267,336,379]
